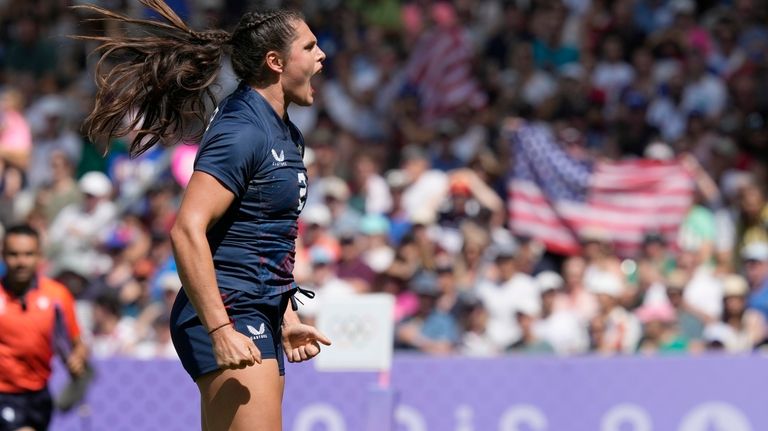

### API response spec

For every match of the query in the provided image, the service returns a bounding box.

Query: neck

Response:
[726,316,742,328]
[254,85,288,119]
[523,331,535,343]
[3,276,32,297]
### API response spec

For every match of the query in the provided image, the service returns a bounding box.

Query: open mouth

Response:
[311,68,323,93]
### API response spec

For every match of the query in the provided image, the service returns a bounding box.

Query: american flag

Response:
[508,124,695,257]
[405,25,487,123]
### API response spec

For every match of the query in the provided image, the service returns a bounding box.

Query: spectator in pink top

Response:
[0,88,31,170]
[0,89,31,224]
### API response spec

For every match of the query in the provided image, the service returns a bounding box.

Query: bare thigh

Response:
[197,359,285,431]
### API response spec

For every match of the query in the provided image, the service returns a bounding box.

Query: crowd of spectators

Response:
[2,0,768,359]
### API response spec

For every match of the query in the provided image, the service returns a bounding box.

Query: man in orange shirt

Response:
[0,225,87,431]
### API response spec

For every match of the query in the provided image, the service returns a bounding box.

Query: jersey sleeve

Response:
[61,291,81,340]
[194,121,267,199]
[47,280,81,340]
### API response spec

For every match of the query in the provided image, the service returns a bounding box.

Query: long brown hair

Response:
[75,0,302,157]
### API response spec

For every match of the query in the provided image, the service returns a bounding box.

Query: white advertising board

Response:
[315,293,395,372]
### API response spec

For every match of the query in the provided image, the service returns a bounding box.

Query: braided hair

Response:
[189,29,232,45]
[75,0,302,157]
[230,10,303,87]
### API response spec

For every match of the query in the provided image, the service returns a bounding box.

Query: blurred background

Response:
[2,0,768,429]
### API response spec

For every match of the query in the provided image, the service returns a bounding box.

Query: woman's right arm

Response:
[170,171,261,368]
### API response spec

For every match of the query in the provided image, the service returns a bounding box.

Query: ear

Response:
[264,51,285,74]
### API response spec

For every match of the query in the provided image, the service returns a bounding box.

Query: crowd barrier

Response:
[50,354,767,431]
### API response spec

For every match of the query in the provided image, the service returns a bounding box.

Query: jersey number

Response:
[298,173,307,211]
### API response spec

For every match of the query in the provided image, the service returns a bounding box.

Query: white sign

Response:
[315,294,395,372]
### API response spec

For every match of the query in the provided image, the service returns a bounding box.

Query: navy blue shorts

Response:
[170,287,293,381]
[0,388,52,431]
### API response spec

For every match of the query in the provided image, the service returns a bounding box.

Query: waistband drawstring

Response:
[290,285,315,311]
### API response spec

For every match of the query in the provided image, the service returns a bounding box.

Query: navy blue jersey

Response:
[194,83,307,296]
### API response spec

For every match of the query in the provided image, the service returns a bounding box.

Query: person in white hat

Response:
[702,274,767,353]
[587,272,642,354]
[47,171,117,278]
[320,176,361,238]
[293,204,340,284]
[475,241,540,350]
[532,271,590,355]
[350,152,392,215]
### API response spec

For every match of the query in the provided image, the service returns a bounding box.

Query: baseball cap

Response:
[580,227,611,244]
[721,274,749,297]
[322,177,350,201]
[386,169,410,189]
[301,205,331,227]
[159,272,182,293]
[741,242,768,262]
[309,246,334,266]
[536,271,564,293]
[586,272,624,297]
[635,302,676,324]
[359,214,391,236]
[449,177,472,196]
[78,171,113,198]
[491,241,518,261]
[410,207,436,226]
[644,141,675,161]
[515,299,541,318]
[665,269,688,291]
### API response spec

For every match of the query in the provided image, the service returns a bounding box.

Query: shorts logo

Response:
[1,406,15,423]
[247,323,268,340]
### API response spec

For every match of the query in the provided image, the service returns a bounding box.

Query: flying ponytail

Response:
[75,1,304,157]
[74,0,231,157]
